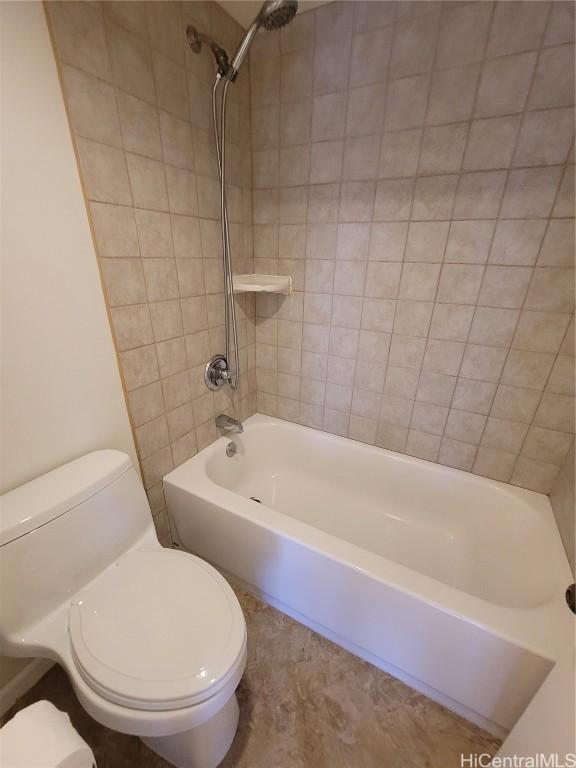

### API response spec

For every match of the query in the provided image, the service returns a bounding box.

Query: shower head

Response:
[229,0,298,80]
[258,0,298,30]
[186,26,231,78]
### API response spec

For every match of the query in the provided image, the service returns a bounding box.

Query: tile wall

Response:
[550,442,575,573]
[250,0,575,493]
[46,0,256,540]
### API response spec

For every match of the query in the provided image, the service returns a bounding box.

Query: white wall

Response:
[0,1,136,700]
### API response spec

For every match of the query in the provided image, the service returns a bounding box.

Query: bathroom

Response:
[0,0,574,765]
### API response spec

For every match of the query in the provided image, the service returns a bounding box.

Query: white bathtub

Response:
[164,414,573,738]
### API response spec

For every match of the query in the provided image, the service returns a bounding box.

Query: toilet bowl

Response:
[0,451,247,768]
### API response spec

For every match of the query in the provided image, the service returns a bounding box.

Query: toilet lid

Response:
[68,548,246,711]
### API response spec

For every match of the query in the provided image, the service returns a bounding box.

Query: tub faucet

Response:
[215,414,243,433]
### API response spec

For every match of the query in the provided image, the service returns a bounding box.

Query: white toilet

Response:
[0,451,247,768]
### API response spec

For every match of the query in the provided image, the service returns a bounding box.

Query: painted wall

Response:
[249,1,575,494]
[45,0,257,531]
[0,0,137,698]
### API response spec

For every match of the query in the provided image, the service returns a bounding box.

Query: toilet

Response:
[0,451,247,768]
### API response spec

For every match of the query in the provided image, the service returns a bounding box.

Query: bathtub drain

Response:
[250,496,262,503]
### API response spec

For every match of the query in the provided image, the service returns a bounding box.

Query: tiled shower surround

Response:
[48,0,574,515]
[46,0,257,538]
[249,0,575,494]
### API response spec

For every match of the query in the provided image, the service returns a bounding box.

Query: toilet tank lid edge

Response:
[0,450,133,546]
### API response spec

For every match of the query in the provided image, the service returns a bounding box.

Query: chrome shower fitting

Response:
[188,1,298,393]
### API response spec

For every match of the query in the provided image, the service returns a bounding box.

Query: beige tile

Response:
[438,437,477,471]
[142,258,178,301]
[405,222,449,263]
[107,20,155,102]
[48,1,111,80]
[127,381,164,427]
[416,371,456,407]
[538,220,576,267]
[308,184,339,223]
[487,1,549,58]
[384,367,420,400]
[119,344,159,390]
[337,224,371,261]
[357,330,390,364]
[166,402,195,442]
[490,384,541,424]
[342,135,381,181]
[334,261,366,296]
[453,171,506,219]
[436,2,492,69]
[501,166,563,219]
[545,2,576,46]
[393,301,433,337]
[445,408,486,445]
[413,175,458,220]
[533,392,575,433]
[399,263,441,301]
[323,407,350,435]
[430,304,474,342]
[61,64,121,147]
[364,262,401,299]
[346,85,386,138]
[528,45,575,109]
[411,401,449,436]
[304,293,332,325]
[110,304,153,351]
[437,264,484,305]
[156,336,187,377]
[126,153,168,211]
[546,356,576,396]
[423,339,464,376]
[419,124,468,175]
[172,215,202,259]
[166,166,198,216]
[376,422,408,451]
[135,414,169,459]
[369,223,408,262]
[141,445,173,488]
[91,203,139,259]
[280,187,308,224]
[385,75,429,131]
[374,179,413,221]
[77,138,131,205]
[390,14,439,79]
[389,334,426,369]
[134,209,173,259]
[310,140,344,184]
[510,457,560,494]
[104,1,148,39]
[473,446,516,482]
[279,146,310,187]
[349,26,392,88]
[313,40,350,95]
[380,394,414,428]
[117,91,162,160]
[501,349,555,390]
[475,52,536,118]
[427,65,480,126]
[444,220,494,265]
[481,417,528,453]
[489,220,547,266]
[452,378,496,416]
[525,268,575,313]
[463,116,521,171]
[348,415,377,444]
[327,354,356,386]
[100,258,146,306]
[514,108,574,168]
[160,112,194,169]
[468,307,519,347]
[281,49,314,103]
[149,299,183,342]
[378,128,421,179]
[512,311,571,353]
[522,426,573,466]
[478,266,533,309]
[460,344,507,383]
[153,52,188,120]
[162,370,190,412]
[147,1,183,63]
[185,330,210,367]
[339,182,376,223]
[406,429,441,461]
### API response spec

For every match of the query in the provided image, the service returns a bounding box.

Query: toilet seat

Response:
[68,548,246,713]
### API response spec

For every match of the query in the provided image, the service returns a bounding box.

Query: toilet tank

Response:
[0,451,156,651]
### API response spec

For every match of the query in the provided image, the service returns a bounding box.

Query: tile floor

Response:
[3,585,500,767]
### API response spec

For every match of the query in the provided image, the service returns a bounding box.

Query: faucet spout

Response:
[215,414,243,433]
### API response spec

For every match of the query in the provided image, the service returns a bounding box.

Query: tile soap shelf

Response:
[232,274,292,294]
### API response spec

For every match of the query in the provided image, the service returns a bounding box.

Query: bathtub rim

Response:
[164,414,573,663]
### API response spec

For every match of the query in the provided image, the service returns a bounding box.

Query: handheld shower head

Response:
[258,0,298,30]
[229,0,298,80]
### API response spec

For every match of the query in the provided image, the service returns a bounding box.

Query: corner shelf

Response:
[232,274,292,294]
